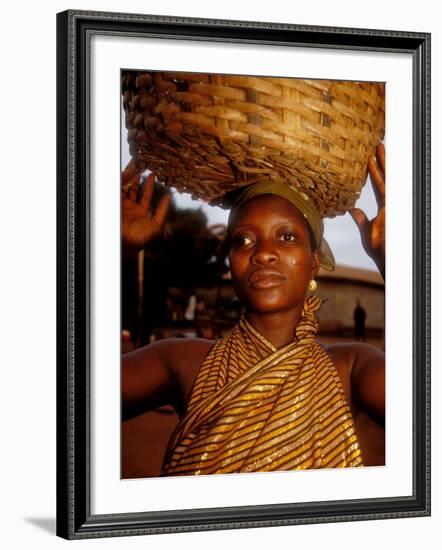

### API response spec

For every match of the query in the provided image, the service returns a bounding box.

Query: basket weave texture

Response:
[122,71,385,217]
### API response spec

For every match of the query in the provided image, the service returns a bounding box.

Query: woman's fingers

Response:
[122,171,142,195]
[376,143,385,175]
[122,160,140,185]
[121,197,137,212]
[121,168,171,250]
[139,173,155,214]
[128,186,138,201]
[349,207,370,249]
[368,155,385,209]
[151,193,172,233]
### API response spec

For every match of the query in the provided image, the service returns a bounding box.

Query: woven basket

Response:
[122,71,385,217]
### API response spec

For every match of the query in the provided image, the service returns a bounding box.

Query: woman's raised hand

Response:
[122,161,172,255]
[350,144,385,279]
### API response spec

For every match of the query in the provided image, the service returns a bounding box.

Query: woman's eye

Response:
[232,235,253,247]
[280,233,297,242]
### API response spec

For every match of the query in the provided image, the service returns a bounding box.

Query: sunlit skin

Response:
[121,144,386,465]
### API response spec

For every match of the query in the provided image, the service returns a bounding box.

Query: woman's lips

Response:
[248,269,286,289]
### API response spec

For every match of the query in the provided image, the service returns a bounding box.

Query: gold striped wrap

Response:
[161,295,363,476]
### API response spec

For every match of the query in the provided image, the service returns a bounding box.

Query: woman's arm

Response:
[121,165,175,420]
[122,340,177,421]
[122,338,214,421]
[326,342,385,427]
[345,145,386,424]
[350,343,385,426]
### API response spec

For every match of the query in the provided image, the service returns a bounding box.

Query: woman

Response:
[122,145,386,474]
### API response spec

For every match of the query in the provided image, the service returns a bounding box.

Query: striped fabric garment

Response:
[161,295,363,476]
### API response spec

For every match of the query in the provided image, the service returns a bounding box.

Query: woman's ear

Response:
[311,249,321,280]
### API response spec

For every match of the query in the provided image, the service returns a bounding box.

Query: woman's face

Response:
[228,195,320,315]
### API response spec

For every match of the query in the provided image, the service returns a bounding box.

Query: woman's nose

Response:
[250,241,278,264]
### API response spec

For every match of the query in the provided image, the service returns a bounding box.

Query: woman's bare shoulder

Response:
[321,341,384,395]
[164,337,214,372]
[158,337,215,414]
[323,341,384,365]
[130,336,213,358]
[151,337,214,364]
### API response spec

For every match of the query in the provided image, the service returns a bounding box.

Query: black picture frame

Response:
[56,9,431,540]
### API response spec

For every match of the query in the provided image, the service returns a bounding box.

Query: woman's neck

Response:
[245,306,303,349]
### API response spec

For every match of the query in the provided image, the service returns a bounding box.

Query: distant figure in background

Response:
[184,294,197,321]
[354,299,367,342]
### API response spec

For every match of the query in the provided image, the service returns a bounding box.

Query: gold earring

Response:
[308,279,317,292]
